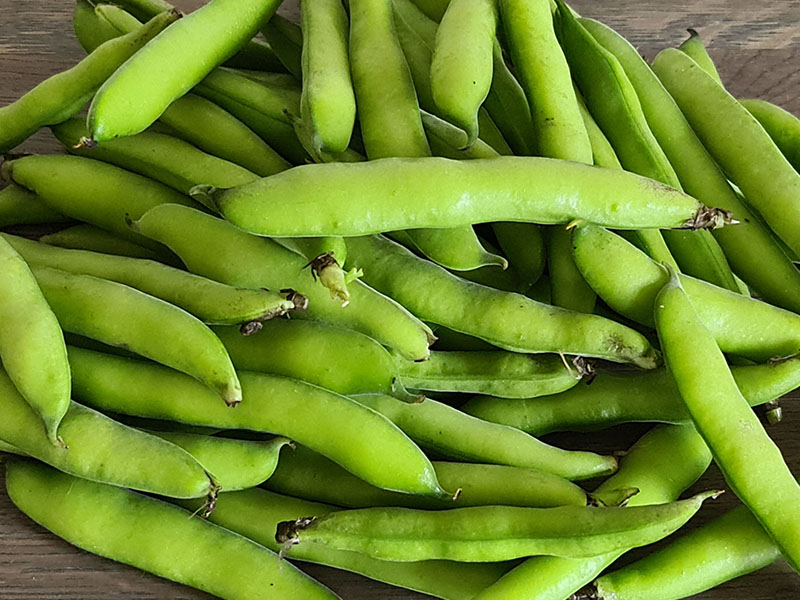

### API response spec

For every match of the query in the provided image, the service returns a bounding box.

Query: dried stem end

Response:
[682,206,736,230]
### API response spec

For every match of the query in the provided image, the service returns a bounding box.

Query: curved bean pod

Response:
[151,432,291,491]
[40,224,168,262]
[278,490,716,562]
[421,110,502,160]
[351,393,617,480]
[472,424,712,600]
[88,0,281,141]
[742,98,800,173]
[3,233,297,327]
[0,370,213,499]
[133,203,434,361]
[73,0,142,53]
[204,157,720,237]
[394,350,578,398]
[346,234,659,368]
[265,444,589,509]
[34,266,241,406]
[6,461,339,600]
[0,10,177,152]
[2,155,194,250]
[677,28,722,83]
[463,357,800,434]
[656,267,800,573]
[573,224,800,361]
[187,488,511,600]
[0,238,70,444]
[583,19,800,312]
[213,321,413,400]
[653,48,800,258]
[67,347,449,497]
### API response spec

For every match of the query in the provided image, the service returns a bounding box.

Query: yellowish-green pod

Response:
[0,184,71,228]
[5,460,340,599]
[0,238,70,444]
[0,10,178,152]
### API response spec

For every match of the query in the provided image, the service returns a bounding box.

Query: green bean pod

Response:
[151,432,290,491]
[0,238,70,444]
[422,110,503,159]
[34,266,242,406]
[261,14,304,79]
[573,223,800,361]
[266,444,588,509]
[299,0,356,154]
[582,19,800,312]
[656,267,800,573]
[742,98,800,173]
[463,357,800,434]
[491,222,546,288]
[394,350,578,398]
[0,371,214,499]
[548,226,597,313]
[73,0,143,53]
[2,155,194,250]
[408,0,450,21]
[0,10,178,152]
[68,347,449,497]
[0,184,71,227]
[346,234,659,368]
[88,0,281,141]
[278,490,716,562]
[2,234,296,327]
[133,203,435,361]
[40,224,168,262]
[213,320,414,400]
[351,394,617,481]
[592,503,780,600]
[205,156,720,236]
[6,461,339,600]
[188,488,511,600]
[431,0,497,144]
[653,48,800,258]
[501,0,591,161]
[677,28,722,83]
[577,91,621,168]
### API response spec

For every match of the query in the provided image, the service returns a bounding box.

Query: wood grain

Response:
[2,1,800,598]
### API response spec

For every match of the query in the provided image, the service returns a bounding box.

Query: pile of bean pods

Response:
[2,0,800,598]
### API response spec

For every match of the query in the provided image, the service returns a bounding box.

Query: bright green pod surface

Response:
[186,488,510,600]
[431,0,497,144]
[88,0,281,141]
[265,444,588,509]
[33,266,241,406]
[0,10,177,152]
[3,234,296,326]
[0,184,71,228]
[40,224,167,262]
[463,358,800,434]
[500,0,591,162]
[351,393,617,481]
[742,98,800,173]
[347,235,659,368]
[6,460,339,600]
[656,269,800,573]
[281,491,716,562]
[96,0,172,21]
[422,110,502,159]
[0,370,212,499]
[207,157,712,236]
[152,432,290,491]
[653,48,800,258]
[52,118,257,194]
[133,203,434,361]
[213,320,408,399]
[67,347,449,498]
[300,0,356,154]
[594,504,779,600]
[159,94,291,177]
[73,0,143,53]
[583,20,800,311]
[394,350,578,398]
[473,424,712,600]
[0,238,70,444]
[2,155,194,250]
[573,224,800,361]
[677,28,722,83]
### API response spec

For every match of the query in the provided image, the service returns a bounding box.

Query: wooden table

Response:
[2,1,800,598]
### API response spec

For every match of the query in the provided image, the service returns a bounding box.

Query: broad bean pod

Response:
[67,347,449,497]
[742,98,800,174]
[40,224,169,262]
[6,460,339,599]
[0,184,71,228]
[677,28,722,83]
